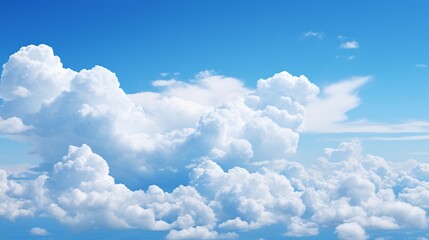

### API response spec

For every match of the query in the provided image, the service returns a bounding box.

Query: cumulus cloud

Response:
[30,227,50,236]
[0,116,32,135]
[2,44,429,239]
[190,160,305,231]
[1,139,429,238]
[166,226,238,240]
[335,222,367,240]
[0,44,75,116]
[340,40,359,49]
[1,44,321,189]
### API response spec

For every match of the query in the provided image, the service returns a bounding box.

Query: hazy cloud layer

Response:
[1,45,429,239]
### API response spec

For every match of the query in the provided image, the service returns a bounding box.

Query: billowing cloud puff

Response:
[190,160,305,231]
[46,144,217,232]
[1,45,429,239]
[0,44,318,189]
[1,144,219,236]
[2,140,429,239]
[0,116,32,135]
[0,44,75,116]
[335,222,367,240]
[0,169,35,220]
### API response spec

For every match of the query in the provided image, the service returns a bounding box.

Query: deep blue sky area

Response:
[1,1,428,90]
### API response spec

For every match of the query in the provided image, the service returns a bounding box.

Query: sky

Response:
[0,0,429,239]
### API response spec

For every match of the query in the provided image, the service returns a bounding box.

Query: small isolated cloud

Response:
[416,64,427,68]
[304,31,324,39]
[152,79,181,87]
[30,227,49,236]
[340,40,359,49]
[160,72,169,77]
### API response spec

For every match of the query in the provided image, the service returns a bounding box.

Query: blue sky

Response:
[1,1,429,239]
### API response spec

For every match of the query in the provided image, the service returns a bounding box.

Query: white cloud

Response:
[0,169,35,220]
[304,31,324,39]
[0,45,320,187]
[369,135,429,141]
[335,222,367,240]
[304,76,370,132]
[30,227,50,236]
[284,217,319,237]
[45,144,216,231]
[152,79,180,87]
[12,86,31,97]
[0,44,75,116]
[0,116,32,135]
[416,64,427,68]
[190,160,305,231]
[166,226,238,240]
[2,44,429,239]
[340,40,359,49]
[0,139,429,238]
[304,77,429,133]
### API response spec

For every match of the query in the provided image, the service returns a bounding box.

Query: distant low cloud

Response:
[346,55,355,61]
[30,227,49,236]
[340,40,359,49]
[304,31,324,39]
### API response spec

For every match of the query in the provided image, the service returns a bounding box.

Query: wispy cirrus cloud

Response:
[303,31,324,39]
[369,134,429,141]
[304,76,429,134]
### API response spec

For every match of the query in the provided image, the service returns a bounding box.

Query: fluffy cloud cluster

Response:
[0,44,318,189]
[2,139,429,239]
[1,45,429,239]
